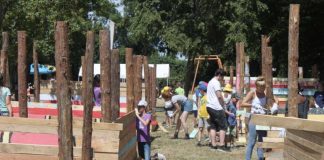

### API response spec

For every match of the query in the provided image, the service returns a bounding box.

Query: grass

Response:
[150,110,255,160]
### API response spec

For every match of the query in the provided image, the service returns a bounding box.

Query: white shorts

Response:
[167,111,174,118]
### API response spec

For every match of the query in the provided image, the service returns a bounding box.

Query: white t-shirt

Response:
[207,78,223,110]
[171,95,187,105]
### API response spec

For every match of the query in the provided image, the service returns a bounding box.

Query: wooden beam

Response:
[1,32,10,88]
[239,42,245,96]
[257,142,284,149]
[261,35,269,78]
[125,48,134,112]
[263,137,284,143]
[143,56,150,111]
[133,55,143,107]
[18,31,28,117]
[229,66,234,87]
[288,4,300,117]
[111,49,120,121]
[244,56,250,93]
[265,47,274,109]
[55,21,73,160]
[250,114,324,133]
[99,30,111,122]
[82,31,95,160]
[191,59,200,93]
[236,42,245,97]
[151,66,157,115]
[33,41,40,102]
[81,56,85,105]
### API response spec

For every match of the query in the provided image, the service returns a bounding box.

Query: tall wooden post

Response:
[244,56,250,93]
[261,35,269,78]
[143,56,150,110]
[229,66,234,87]
[133,55,143,107]
[1,32,10,88]
[287,4,300,117]
[298,67,303,79]
[125,48,134,112]
[33,41,40,102]
[55,21,73,160]
[18,31,28,117]
[312,64,318,78]
[151,66,157,113]
[265,47,274,109]
[236,42,245,97]
[81,56,85,104]
[99,30,111,122]
[82,31,95,160]
[111,49,120,121]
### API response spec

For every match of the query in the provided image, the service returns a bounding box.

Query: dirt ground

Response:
[150,99,257,160]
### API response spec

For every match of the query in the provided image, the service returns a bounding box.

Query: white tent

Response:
[78,64,170,79]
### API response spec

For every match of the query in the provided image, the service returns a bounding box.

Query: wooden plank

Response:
[283,152,297,160]
[263,137,284,143]
[82,31,95,160]
[143,56,150,111]
[0,143,81,156]
[0,153,58,160]
[55,21,73,160]
[285,138,320,160]
[94,153,118,160]
[75,134,120,153]
[125,48,134,112]
[133,55,143,106]
[287,4,300,117]
[99,30,112,122]
[267,130,281,138]
[18,31,28,117]
[0,116,123,131]
[33,41,40,102]
[286,129,324,151]
[265,47,274,109]
[251,114,324,133]
[111,49,120,121]
[257,142,283,149]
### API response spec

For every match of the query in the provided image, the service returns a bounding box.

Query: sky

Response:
[111,0,125,16]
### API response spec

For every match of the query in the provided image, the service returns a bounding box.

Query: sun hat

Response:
[138,100,148,107]
[223,84,233,92]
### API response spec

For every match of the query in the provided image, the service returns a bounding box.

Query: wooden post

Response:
[81,56,85,104]
[312,64,318,78]
[265,47,274,109]
[126,48,134,112]
[81,31,95,160]
[261,35,270,78]
[244,56,250,93]
[17,31,28,117]
[191,59,200,93]
[298,67,303,79]
[149,66,156,116]
[229,66,234,87]
[236,42,245,97]
[33,41,40,102]
[1,32,10,88]
[133,55,143,107]
[287,4,300,117]
[99,30,111,122]
[111,49,120,121]
[240,43,245,96]
[143,56,150,111]
[55,21,73,160]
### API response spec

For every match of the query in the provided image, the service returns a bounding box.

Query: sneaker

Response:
[210,145,217,150]
[171,133,178,139]
[217,146,231,152]
[196,142,202,147]
[185,133,190,139]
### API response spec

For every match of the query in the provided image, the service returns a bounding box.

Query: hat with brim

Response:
[223,84,232,92]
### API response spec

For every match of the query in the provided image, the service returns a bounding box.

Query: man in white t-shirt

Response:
[207,69,232,152]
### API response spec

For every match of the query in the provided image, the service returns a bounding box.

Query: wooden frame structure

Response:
[191,55,223,93]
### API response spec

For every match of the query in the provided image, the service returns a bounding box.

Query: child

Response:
[197,83,209,146]
[226,93,239,147]
[135,100,152,160]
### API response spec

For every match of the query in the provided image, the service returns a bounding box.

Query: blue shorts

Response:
[181,100,193,112]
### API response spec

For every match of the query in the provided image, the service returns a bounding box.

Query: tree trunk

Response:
[287,4,300,117]
[99,30,111,122]
[55,21,73,160]
[17,31,28,117]
[111,49,120,121]
[33,41,40,102]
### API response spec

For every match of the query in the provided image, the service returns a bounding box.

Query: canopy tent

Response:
[78,64,170,79]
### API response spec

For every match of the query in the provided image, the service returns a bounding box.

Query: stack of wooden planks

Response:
[251,114,324,160]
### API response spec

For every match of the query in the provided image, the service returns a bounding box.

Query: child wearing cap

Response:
[197,83,210,146]
[135,100,152,160]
